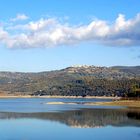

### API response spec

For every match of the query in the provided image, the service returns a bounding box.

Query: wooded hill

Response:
[0,65,140,97]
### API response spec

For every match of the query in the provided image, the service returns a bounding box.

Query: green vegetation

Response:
[0,65,140,97]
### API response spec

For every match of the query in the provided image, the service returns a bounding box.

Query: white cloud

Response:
[1,13,140,48]
[10,14,29,22]
[0,28,8,42]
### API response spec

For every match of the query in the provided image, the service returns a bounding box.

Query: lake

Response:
[0,98,139,140]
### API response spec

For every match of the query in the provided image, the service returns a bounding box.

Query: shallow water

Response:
[0,98,115,112]
[0,98,139,140]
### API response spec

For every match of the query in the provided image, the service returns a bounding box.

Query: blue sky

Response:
[0,0,140,72]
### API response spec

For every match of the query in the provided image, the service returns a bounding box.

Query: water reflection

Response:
[0,108,140,128]
[127,112,140,121]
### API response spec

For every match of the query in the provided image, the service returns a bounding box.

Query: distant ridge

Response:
[0,65,140,97]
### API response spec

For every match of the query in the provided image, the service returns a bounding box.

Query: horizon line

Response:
[0,64,139,73]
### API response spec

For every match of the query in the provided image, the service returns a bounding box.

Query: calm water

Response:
[0,98,139,140]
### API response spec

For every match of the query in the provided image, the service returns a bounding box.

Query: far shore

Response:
[0,94,139,108]
[46,99,140,108]
[86,100,140,108]
[0,95,121,99]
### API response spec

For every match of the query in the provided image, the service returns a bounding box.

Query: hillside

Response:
[0,65,140,97]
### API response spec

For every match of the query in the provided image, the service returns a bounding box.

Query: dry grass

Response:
[87,100,140,108]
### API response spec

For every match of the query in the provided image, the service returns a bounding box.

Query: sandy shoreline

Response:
[46,100,140,108]
[0,95,121,99]
[0,95,139,108]
[92,100,140,108]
